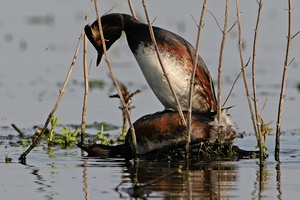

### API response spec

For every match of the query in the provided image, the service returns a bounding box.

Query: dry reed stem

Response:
[19,0,93,161]
[141,0,187,127]
[235,0,260,158]
[81,35,89,142]
[11,124,25,138]
[251,0,264,162]
[217,0,229,127]
[127,0,137,19]
[93,0,138,159]
[186,0,208,157]
[275,0,293,162]
[252,0,262,123]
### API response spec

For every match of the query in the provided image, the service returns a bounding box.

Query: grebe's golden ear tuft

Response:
[85,15,123,66]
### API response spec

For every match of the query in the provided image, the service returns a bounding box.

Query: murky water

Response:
[2,133,300,199]
[1,1,300,199]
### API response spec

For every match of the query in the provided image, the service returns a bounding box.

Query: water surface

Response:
[1,1,300,199]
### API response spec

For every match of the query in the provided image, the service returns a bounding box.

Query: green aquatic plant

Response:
[95,125,115,145]
[60,127,79,146]
[49,115,60,142]
[50,127,79,147]
[5,154,12,163]
[88,79,104,90]
[259,119,274,154]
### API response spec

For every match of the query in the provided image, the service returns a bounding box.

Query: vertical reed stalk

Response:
[235,0,260,157]
[217,0,229,129]
[275,0,293,162]
[187,0,208,156]
[19,0,93,161]
[81,35,89,143]
[93,0,138,160]
[252,0,264,162]
[141,0,187,127]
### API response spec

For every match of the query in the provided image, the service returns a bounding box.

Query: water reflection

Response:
[276,163,283,200]
[81,159,238,199]
[25,164,55,199]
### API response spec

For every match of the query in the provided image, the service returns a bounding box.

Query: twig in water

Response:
[217,0,230,132]
[110,83,141,137]
[81,34,89,142]
[275,0,293,162]
[235,0,260,159]
[11,124,25,138]
[251,0,264,163]
[19,0,93,162]
[187,0,208,158]
[93,0,138,161]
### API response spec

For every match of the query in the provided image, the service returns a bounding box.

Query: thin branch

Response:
[217,0,229,129]
[222,57,250,107]
[127,0,137,19]
[187,0,208,158]
[275,0,293,162]
[11,124,25,138]
[252,0,264,162]
[93,0,138,160]
[235,0,260,157]
[206,10,223,32]
[288,57,295,66]
[291,30,300,39]
[259,91,269,118]
[141,0,187,127]
[81,34,89,142]
[227,21,237,33]
[19,0,93,162]
[104,4,119,15]
[191,15,205,28]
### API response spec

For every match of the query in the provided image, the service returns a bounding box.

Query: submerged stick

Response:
[93,0,138,160]
[275,0,293,162]
[11,124,25,138]
[187,0,208,157]
[19,0,93,161]
[141,0,187,127]
[81,35,89,142]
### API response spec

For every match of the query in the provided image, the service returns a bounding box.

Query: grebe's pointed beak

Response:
[97,52,103,66]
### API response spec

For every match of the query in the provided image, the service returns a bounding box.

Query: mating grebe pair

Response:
[78,13,236,158]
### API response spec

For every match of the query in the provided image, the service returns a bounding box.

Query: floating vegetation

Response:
[140,141,260,161]
[7,116,119,151]
[84,121,118,131]
[88,79,105,90]
[5,154,12,163]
